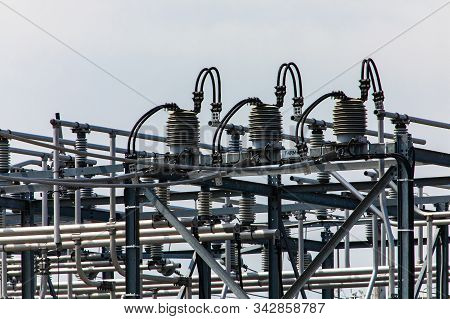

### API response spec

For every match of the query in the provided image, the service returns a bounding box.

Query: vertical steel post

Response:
[197,242,212,299]
[436,234,442,297]
[297,212,305,273]
[0,137,9,299]
[436,203,449,299]
[344,209,350,268]
[321,229,334,299]
[51,123,61,246]
[104,132,117,282]
[197,186,211,299]
[39,157,49,299]
[268,175,282,298]
[427,216,433,299]
[394,120,414,299]
[417,187,424,264]
[21,201,35,299]
[124,162,141,298]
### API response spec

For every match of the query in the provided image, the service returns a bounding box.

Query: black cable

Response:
[212,97,260,154]
[282,65,298,98]
[127,105,166,155]
[295,91,346,146]
[199,69,217,103]
[193,67,222,114]
[215,99,252,155]
[275,62,303,108]
[208,67,222,103]
[276,63,288,86]
[288,62,303,97]
[366,58,383,92]
[195,68,209,91]
[131,106,167,155]
[361,59,368,80]
[366,63,378,92]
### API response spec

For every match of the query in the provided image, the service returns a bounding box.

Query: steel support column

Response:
[437,203,449,299]
[197,242,212,299]
[321,229,334,299]
[268,175,282,298]
[440,224,448,298]
[21,202,35,299]
[197,185,212,299]
[395,121,414,299]
[124,172,141,298]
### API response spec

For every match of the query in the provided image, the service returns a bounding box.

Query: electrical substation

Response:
[0,59,449,299]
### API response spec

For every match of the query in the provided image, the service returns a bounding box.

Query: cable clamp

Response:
[123,245,140,249]
[125,205,140,210]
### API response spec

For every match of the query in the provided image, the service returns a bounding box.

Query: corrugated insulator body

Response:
[309,129,330,184]
[248,104,282,150]
[238,194,256,225]
[261,246,269,272]
[332,99,367,143]
[0,138,10,174]
[166,110,199,155]
[197,191,212,219]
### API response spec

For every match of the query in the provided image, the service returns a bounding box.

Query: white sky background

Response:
[0,1,449,298]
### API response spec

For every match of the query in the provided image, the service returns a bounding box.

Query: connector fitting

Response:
[274,85,286,107]
[359,78,370,101]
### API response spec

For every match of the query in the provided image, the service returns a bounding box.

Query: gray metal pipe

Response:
[375,110,450,130]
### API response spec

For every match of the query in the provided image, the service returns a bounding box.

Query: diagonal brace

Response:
[142,188,249,299]
[282,166,396,299]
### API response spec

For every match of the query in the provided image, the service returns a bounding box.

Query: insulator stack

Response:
[248,104,282,149]
[75,134,87,168]
[146,185,171,259]
[0,138,10,174]
[261,246,269,272]
[81,188,94,199]
[238,194,256,225]
[149,244,163,261]
[197,191,212,219]
[309,129,330,184]
[0,210,5,228]
[166,110,199,155]
[230,242,240,272]
[365,214,373,241]
[228,134,242,152]
[332,99,367,143]
[155,186,170,206]
[387,188,397,200]
[365,216,380,242]
[300,252,313,270]
[75,132,95,206]
[394,125,408,136]
[282,213,291,237]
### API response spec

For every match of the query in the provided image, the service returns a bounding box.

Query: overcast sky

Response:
[0,1,449,298]
[0,1,448,151]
